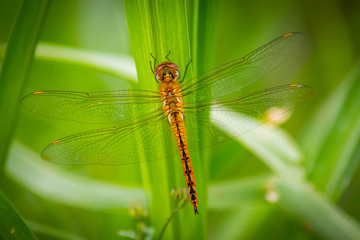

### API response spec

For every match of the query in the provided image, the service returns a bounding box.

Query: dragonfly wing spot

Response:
[41,155,50,161]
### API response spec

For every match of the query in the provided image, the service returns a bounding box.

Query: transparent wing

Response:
[183,84,313,151]
[180,32,305,99]
[30,32,310,165]
[23,90,161,123]
[23,33,304,124]
[41,109,178,165]
[40,85,312,165]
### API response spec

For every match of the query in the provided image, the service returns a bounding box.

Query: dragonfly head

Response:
[154,62,180,83]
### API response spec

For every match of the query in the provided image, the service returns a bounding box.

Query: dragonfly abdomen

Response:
[168,112,199,215]
[159,72,199,214]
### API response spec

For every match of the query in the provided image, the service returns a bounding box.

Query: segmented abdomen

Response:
[168,112,199,215]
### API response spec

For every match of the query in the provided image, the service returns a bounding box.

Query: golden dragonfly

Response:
[23,32,312,214]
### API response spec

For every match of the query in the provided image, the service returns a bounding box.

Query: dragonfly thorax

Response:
[160,81,184,119]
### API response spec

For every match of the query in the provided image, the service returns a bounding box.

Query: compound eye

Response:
[175,69,180,80]
[154,73,161,83]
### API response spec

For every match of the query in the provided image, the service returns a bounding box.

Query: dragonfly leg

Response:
[149,60,154,73]
[150,52,157,73]
[165,50,171,62]
[179,59,192,83]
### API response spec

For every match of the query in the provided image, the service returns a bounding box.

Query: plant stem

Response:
[158,198,188,240]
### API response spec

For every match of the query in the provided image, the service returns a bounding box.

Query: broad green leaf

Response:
[124,1,206,239]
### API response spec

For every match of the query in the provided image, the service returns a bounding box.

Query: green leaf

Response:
[214,106,360,239]
[0,0,50,172]
[211,204,271,240]
[208,174,269,210]
[124,1,206,239]
[6,142,146,210]
[301,61,360,200]
[0,43,5,58]
[0,191,37,240]
[27,221,87,240]
[213,116,306,180]
[276,179,360,240]
[35,42,137,82]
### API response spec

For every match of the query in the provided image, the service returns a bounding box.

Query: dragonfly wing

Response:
[41,110,178,165]
[23,90,161,123]
[183,84,312,151]
[180,32,305,98]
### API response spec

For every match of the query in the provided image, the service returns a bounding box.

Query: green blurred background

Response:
[1,0,360,239]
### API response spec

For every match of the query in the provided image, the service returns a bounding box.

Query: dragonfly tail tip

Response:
[194,207,199,215]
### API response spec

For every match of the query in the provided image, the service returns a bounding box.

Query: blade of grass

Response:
[26,221,88,240]
[208,176,360,239]
[6,142,146,210]
[185,2,219,239]
[0,0,50,174]
[212,115,306,180]
[301,60,360,200]
[0,43,5,57]
[124,1,206,239]
[276,178,360,240]
[211,204,271,240]
[208,174,269,210]
[0,191,37,240]
[35,42,137,82]
[1,42,137,82]
[213,109,360,239]
[188,0,219,75]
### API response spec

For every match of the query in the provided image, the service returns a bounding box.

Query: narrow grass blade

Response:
[208,174,269,210]
[211,205,271,240]
[0,0,50,172]
[0,191,37,240]
[214,106,360,239]
[276,179,360,240]
[27,221,88,240]
[6,142,146,210]
[301,61,360,200]
[35,42,137,82]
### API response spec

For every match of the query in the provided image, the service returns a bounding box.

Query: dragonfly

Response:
[23,32,312,215]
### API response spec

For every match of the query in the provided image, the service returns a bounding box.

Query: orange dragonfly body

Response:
[157,62,199,213]
[23,32,312,215]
